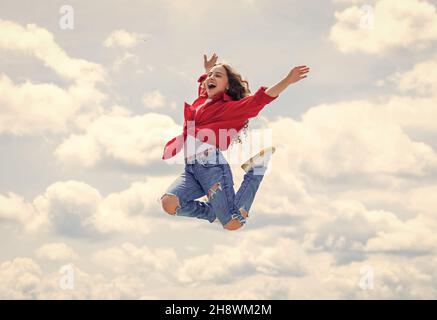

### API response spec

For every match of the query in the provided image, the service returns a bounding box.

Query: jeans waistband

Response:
[185,147,219,164]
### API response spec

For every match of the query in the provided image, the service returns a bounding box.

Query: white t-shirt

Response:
[184,98,215,159]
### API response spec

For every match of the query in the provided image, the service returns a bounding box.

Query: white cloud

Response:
[2,251,436,299]
[363,215,437,254]
[92,177,176,235]
[112,52,139,71]
[104,29,149,49]
[0,20,107,136]
[0,258,41,299]
[103,29,151,72]
[177,237,308,284]
[326,255,437,299]
[385,56,437,96]
[266,104,437,180]
[0,192,49,233]
[0,257,150,299]
[142,90,167,109]
[403,185,437,217]
[296,198,437,259]
[93,242,178,276]
[35,243,79,262]
[329,0,437,53]
[54,133,102,168]
[0,74,105,136]
[0,19,106,83]
[55,112,180,167]
[0,175,191,236]
[35,181,103,237]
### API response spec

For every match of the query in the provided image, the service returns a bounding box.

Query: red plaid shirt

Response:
[162,73,278,160]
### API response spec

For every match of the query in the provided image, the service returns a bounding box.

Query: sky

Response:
[1,0,437,299]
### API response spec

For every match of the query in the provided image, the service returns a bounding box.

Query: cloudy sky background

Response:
[1,0,437,299]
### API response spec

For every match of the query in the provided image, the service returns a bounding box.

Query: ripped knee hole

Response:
[207,182,222,200]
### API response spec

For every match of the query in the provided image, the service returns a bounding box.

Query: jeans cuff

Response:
[230,212,246,225]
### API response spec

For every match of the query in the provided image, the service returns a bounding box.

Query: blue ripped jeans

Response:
[162,148,267,227]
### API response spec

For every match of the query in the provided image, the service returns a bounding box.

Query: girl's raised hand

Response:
[286,65,310,84]
[204,53,218,73]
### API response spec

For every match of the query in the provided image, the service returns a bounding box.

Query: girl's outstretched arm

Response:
[265,65,310,97]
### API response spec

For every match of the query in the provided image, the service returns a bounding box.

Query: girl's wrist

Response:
[283,76,294,86]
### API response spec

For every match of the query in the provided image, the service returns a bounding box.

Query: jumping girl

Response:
[160,53,309,230]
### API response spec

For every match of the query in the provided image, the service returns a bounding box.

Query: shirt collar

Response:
[201,91,232,102]
[222,92,232,102]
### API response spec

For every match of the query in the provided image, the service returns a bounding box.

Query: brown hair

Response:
[216,63,250,144]
[218,63,251,100]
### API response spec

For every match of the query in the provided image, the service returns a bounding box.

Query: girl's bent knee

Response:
[161,194,180,215]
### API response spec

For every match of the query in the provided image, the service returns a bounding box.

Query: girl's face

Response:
[205,65,229,99]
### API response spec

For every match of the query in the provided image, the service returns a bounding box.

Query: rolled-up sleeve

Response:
[226,86,279,119]
[251,86,278,106]
[197,73,208,97]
